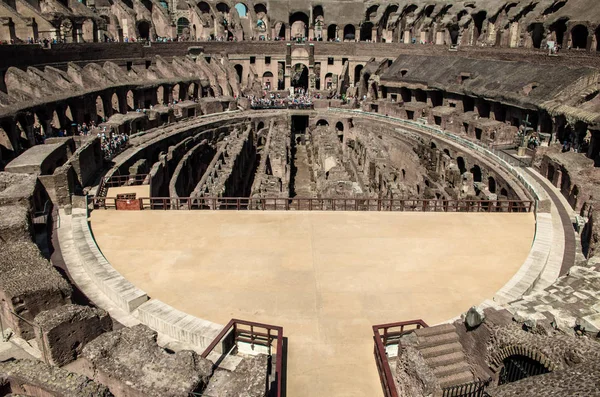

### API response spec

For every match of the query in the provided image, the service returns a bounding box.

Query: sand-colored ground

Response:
[90,210,534,397]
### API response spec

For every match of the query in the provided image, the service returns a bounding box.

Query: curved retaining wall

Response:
[330,109,559,306]
[70,108,565,355]
[72,205,225,353]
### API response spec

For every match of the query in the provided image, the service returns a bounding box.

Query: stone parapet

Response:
[71,209,148,313]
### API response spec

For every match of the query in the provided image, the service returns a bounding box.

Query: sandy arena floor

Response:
[90,210,534,397]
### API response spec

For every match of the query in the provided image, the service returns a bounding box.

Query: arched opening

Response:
[529,23,544,48]
[126,90,135,110]
[141,0,152,11]
[111,93,119,113]
[172,84,181,101]
[498,355,550,385]
[234,3,247,17]
[369,81,378,100]
[234,64,243,84]
[290,12,309,39]
[257,122,265,132]
[488,176,496,193]
[313,5,324,21]
[65,105,74,125]
[327,24,337,41]
[316,119,329,126]
[95,96,105,123]
[51,110,61,132]
[596,26,600,51]
[276,22,285,39]
[325,72,333,90]
[157,86,164,104]
[470,164,482,182]
[457,156,466,174]
[177,17,190,37]
[216,2,229,13]
[500,187,508,197]
[335,121,344,143]
[473,11,486,41]
[360,22,373,41]
[198,1,210,13]
[379,4,398,42]
[254,3,267,15]
[400,87,411,102]
[366,5,379,21]
[291,63,309,92]
[262,71,273,90]
[354,64,363,85]
[569,185,579,208]
[430,141,437,150]
[187,83,196,99]
[343,24,355,41]
[547,163,555,183]
[137,20,151,40]
[449,24,460,45]
[550,18,568,45]
[443,149,451,157]
[414,89,426,103]
[571,24,588,49]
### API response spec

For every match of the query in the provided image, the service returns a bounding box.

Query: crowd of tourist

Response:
[248,91,316,109]
[99,131,129,160]
[32,120,130,160]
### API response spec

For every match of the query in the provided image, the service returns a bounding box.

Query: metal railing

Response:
[372,320,429,397]
[201,318,284,397]
[102,173,149,188]
[4,310,49,364]
[91,196,533,212]
[94,173,150,203]
[442,378,492,397]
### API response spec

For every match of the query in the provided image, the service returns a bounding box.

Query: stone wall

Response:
[78,324,213,397]
[0,359,113,397]
[0,172,72,339]
[34,304,112,367]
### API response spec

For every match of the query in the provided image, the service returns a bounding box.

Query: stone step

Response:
[426,351,466,368]
[433,362,471,378]
[418,341,463,359]
[413,324,455,338]
[416,332,459,349]
[438,370,475,389]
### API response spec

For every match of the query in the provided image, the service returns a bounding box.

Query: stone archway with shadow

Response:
[291,63,309,92]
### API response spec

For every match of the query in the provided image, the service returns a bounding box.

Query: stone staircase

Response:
[414,324,474,389]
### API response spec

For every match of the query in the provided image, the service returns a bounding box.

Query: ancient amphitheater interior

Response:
[1,0,600,396]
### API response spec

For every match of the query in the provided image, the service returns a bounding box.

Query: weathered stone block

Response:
[0,359,113,397]
[80,324,213,397]
[465,306,485,329]
[34,304,112,367]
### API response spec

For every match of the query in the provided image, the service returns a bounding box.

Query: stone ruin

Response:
[0,3,600,393]
[34,304,112,367]
[393,307,600,397]
[0,359,112,397]
[75,324,213,397]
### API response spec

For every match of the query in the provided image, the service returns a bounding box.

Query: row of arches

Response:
[527,21,600,50]
[434,143,508,198]
[1,80,213,163]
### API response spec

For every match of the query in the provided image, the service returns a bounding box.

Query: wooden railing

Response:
[372,320,429,397]
[201,319,284,397]
[91,196,534,213]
